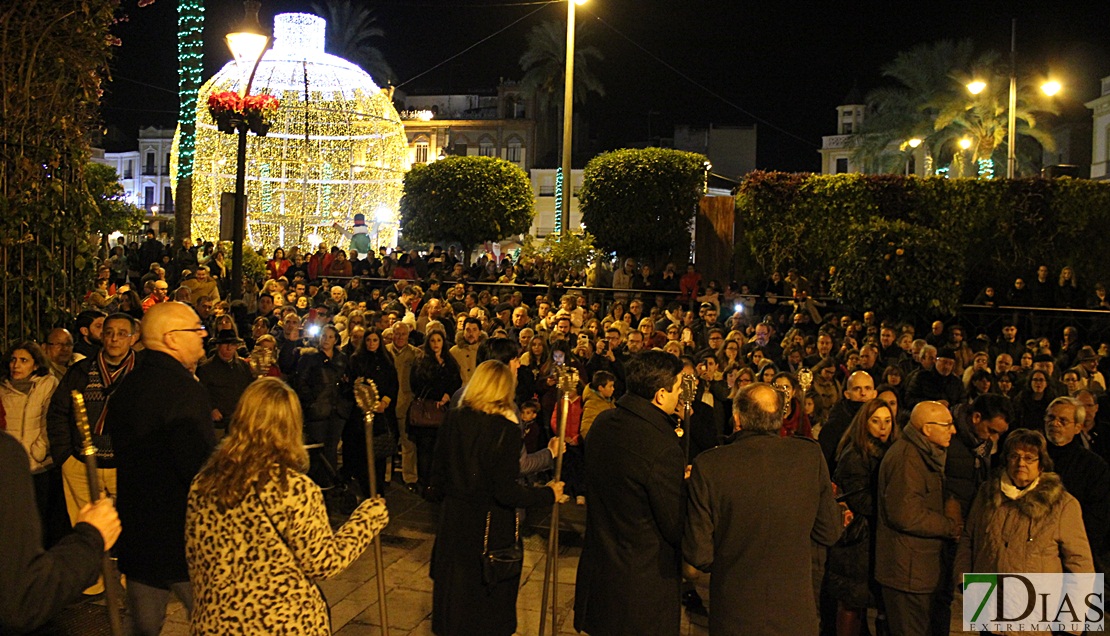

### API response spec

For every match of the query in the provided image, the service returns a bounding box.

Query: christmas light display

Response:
[178,12,407,252]
[176,0,204,180]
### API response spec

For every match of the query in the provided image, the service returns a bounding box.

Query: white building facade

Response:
[93,126,176,213]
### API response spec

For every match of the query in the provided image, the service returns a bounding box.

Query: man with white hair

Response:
[684,383,841,635]
[1045,395,1110,570]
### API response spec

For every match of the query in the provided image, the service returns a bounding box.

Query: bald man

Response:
[104,302,216,635]
[683,383,841,635]
[819,370,876,474]
[42,328,75,379]
[875,401,961,636]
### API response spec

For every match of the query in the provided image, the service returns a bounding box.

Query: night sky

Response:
[102,0,1110,172]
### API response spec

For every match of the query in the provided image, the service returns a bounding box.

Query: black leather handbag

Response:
[481,509,523,586]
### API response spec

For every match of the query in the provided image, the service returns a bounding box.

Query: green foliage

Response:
[312,0,394,85]
[579,148,707,262]
[219,241,267,285]
[520,231,600,283]
[736,171,1110,314]
[399,156,535,260]
[0,0,120,343]
[830,219,963,319]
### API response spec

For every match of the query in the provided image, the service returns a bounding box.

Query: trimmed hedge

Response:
[736,171,1110,317]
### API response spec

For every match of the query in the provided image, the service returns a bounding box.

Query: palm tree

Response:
[519,20,605,165]
[853,39,1056,178]
[312,0,393,86]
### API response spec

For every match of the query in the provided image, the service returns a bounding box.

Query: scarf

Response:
[85,349,135,435]
[1000,471,1040,500]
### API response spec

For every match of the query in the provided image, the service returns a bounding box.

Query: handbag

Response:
[481,509,523,586]
[407,397,446,428]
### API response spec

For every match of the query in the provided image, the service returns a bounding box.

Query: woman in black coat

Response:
[1013,369,1056,429]
[293,324,350,474]
[828,398,897,636]
[409,330,462,493]
[428,361,563,636]
[346,328,399,497]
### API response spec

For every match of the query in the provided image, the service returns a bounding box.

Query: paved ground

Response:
[58,480,975,636]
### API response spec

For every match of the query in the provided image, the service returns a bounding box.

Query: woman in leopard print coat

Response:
[186,377,388,634]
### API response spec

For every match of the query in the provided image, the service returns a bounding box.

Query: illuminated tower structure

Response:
[180,12,407,252]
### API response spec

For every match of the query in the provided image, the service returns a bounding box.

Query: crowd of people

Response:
[3,230,1110,636]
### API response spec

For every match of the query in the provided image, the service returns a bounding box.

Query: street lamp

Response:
[965,19,1061,179]
[558,0,588,237]
[226,0,270,301]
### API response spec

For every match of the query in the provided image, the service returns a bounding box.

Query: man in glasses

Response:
[42,328,75,379]
[875,401,963,636]
[105,302,216,635]
[1045,395,1110,572]
[142,280,169,313]
[46,313,138,595]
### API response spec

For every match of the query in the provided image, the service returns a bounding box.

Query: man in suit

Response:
[107,302,217,635]
[574,350,686,636]
[683,383,842,635]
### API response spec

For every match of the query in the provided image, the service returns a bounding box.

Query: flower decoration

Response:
[207,91,280,136]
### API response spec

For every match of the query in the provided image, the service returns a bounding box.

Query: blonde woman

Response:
[428,360,565,636]
[186,378,388,634]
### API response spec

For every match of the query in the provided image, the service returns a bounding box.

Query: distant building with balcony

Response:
[529,168,583,237]
[93,126,176,213]
[396,81,538,172]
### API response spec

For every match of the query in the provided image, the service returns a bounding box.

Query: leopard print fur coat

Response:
[186,471,388,634]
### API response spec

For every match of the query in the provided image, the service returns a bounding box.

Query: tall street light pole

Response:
[559,0,586,237]
[226,0,269,301]
[1007,18,1017,180]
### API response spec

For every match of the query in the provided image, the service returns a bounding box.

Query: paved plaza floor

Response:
[56,481,975,636]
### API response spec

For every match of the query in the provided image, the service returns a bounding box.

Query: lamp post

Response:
[966,19,1060,180]
[226,0,270,300]
[558,0,587,237]
[902,138,922,175]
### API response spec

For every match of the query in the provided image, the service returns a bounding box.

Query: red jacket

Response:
[550,395,583,444]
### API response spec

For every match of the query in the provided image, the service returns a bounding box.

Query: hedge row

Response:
[735,171,1110,318]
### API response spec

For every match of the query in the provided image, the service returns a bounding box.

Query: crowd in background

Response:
[4,228,1110,635]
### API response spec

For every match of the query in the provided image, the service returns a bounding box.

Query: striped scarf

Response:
[85,349,135,435]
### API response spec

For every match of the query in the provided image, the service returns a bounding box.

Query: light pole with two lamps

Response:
[965,19,1060,179]
[225,0,270,301]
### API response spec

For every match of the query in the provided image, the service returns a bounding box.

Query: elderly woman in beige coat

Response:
[955,429,1093,634]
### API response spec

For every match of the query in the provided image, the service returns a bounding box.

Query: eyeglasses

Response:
[924,421,956,431]
[1008,454,1040,465]
[167,326,207,335]
[102,330,134,341]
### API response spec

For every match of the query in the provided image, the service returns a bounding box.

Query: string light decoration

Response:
[178,13,407,253]
[176,0,204,180]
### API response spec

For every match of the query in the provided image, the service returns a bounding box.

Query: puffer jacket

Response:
[955,471,1093,578]
[1,374,60,473]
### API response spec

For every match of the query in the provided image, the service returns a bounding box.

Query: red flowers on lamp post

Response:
[207,91,278,136]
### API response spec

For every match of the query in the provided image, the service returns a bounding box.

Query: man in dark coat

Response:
[819,371,876,474]
[196,329,254,431]
[683,383,842,635]
[574,351,687,636]
[904,347,963,409]
[107,301,216,636]
[1045,395,1110,570]
[875,401,962,636]
[0,433,121,633]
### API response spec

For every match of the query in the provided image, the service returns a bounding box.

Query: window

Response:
[835,158,849,174]
[415,142,429,164]
[479,139,495,157]
[163,186,174,212]
[842,123,853,134]
[454,143,468,156]
[144,152,155,175]
[144,186,155,209]
[505,140,522,163]
[124,160,133,180]
[164,153,171,175]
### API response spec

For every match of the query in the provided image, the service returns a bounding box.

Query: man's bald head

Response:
[845,371,876,403]
[910,401,954,447]
[733,383,782,433]
[142,302,207,370]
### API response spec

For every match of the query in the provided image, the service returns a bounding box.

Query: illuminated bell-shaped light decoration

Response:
[176,12,407,253]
